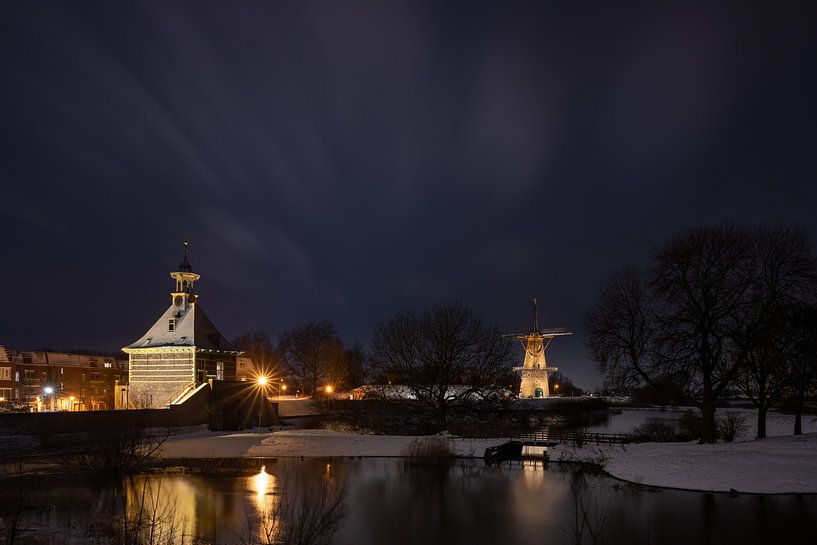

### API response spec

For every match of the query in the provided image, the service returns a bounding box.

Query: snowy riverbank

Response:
[551,432,817,494]
[158,409,817,495]
[159,429,506,459]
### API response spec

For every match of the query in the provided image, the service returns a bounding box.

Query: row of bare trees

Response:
[234,303,518,425]
[584,224,817,442]
[233,325,366,396]
[369,303,515,427]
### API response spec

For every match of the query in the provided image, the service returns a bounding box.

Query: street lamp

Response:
[554,384,560,396]
[257,376,268,386]
[44,387,54,411]
[325,385,333,395]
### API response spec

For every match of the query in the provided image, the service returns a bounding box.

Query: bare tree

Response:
[586,224,816,443]
[735,225,817,437]
[343,342,368,390]
[735,304,790,439]
[247,466,347,545]
[785,304,817,435]
[370,302,513,429]
[649,224,758,443]
[67,421,170,477]
[561,472,611,545]
[233,330,279,378]
[583,265,657,394]
[278,321,343,396]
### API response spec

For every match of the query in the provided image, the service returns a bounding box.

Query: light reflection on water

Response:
[4,458,817,545]
[252,465,275,510]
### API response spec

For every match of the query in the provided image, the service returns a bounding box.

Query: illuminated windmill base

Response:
[515,361,558,399]
[509,300,571,399]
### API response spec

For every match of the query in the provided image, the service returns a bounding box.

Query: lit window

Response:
[104,362,112,368]
[216,362,224,381]
[0,367,10,380]
[168,318,176,332]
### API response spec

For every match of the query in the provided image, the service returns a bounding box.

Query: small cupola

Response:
[170,239,201,310]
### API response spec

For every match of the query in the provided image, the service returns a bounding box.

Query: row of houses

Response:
[0,345,127,411]
[0,342,258,412]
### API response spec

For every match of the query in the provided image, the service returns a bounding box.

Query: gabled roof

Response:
[123,303,239,352]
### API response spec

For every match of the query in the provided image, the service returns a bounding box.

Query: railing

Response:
[513,430,635,445]
[455,429,636,446]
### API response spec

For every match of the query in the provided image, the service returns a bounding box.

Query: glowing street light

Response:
[44,386,54,395]
[257,376,268,386]
[325,385,333,395]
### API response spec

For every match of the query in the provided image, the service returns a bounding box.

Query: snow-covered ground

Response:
[552,433,817,494]
[158,409,817,494]
[159,429,505,459]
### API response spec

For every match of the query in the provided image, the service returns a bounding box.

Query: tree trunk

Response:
[436,404,447,433]
[700,399,717,443]
[756,405,768,439]
[794,390,804,435]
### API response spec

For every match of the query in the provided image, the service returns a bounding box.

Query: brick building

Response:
[121,242,241,408]
[236,355,258,382]
[0,344,127,411]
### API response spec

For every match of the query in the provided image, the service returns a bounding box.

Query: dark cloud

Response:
[2,0,816,388]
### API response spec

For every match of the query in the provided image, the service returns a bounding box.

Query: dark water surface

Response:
[4,458,816,545]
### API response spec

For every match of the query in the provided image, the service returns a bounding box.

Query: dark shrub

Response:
[678,410,702,440]
[717,411,748,442]
[631,420,677,442]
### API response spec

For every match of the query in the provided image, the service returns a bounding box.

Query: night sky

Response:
[2,1,816,388]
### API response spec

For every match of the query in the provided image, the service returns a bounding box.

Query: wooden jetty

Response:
[482,430,636,465]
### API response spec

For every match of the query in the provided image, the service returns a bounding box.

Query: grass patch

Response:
[400,437,456,465]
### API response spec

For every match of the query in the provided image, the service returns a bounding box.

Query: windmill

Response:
[507,299,571,399]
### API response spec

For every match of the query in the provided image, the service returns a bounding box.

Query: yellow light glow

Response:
[258,376,268,386]
[69,396,75,401]
[251,465,281,542]
[254,465,270,504]
[325,385,333,394]
[0,397,4,402]
[281,385,287,391]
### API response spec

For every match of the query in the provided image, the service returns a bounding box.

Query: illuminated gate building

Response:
[122,242,240,408]
[511,300,571,399]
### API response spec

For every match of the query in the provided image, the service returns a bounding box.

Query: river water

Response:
[5,457,816,545]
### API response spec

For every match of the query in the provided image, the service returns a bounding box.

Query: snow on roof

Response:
[123,303,238,352]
